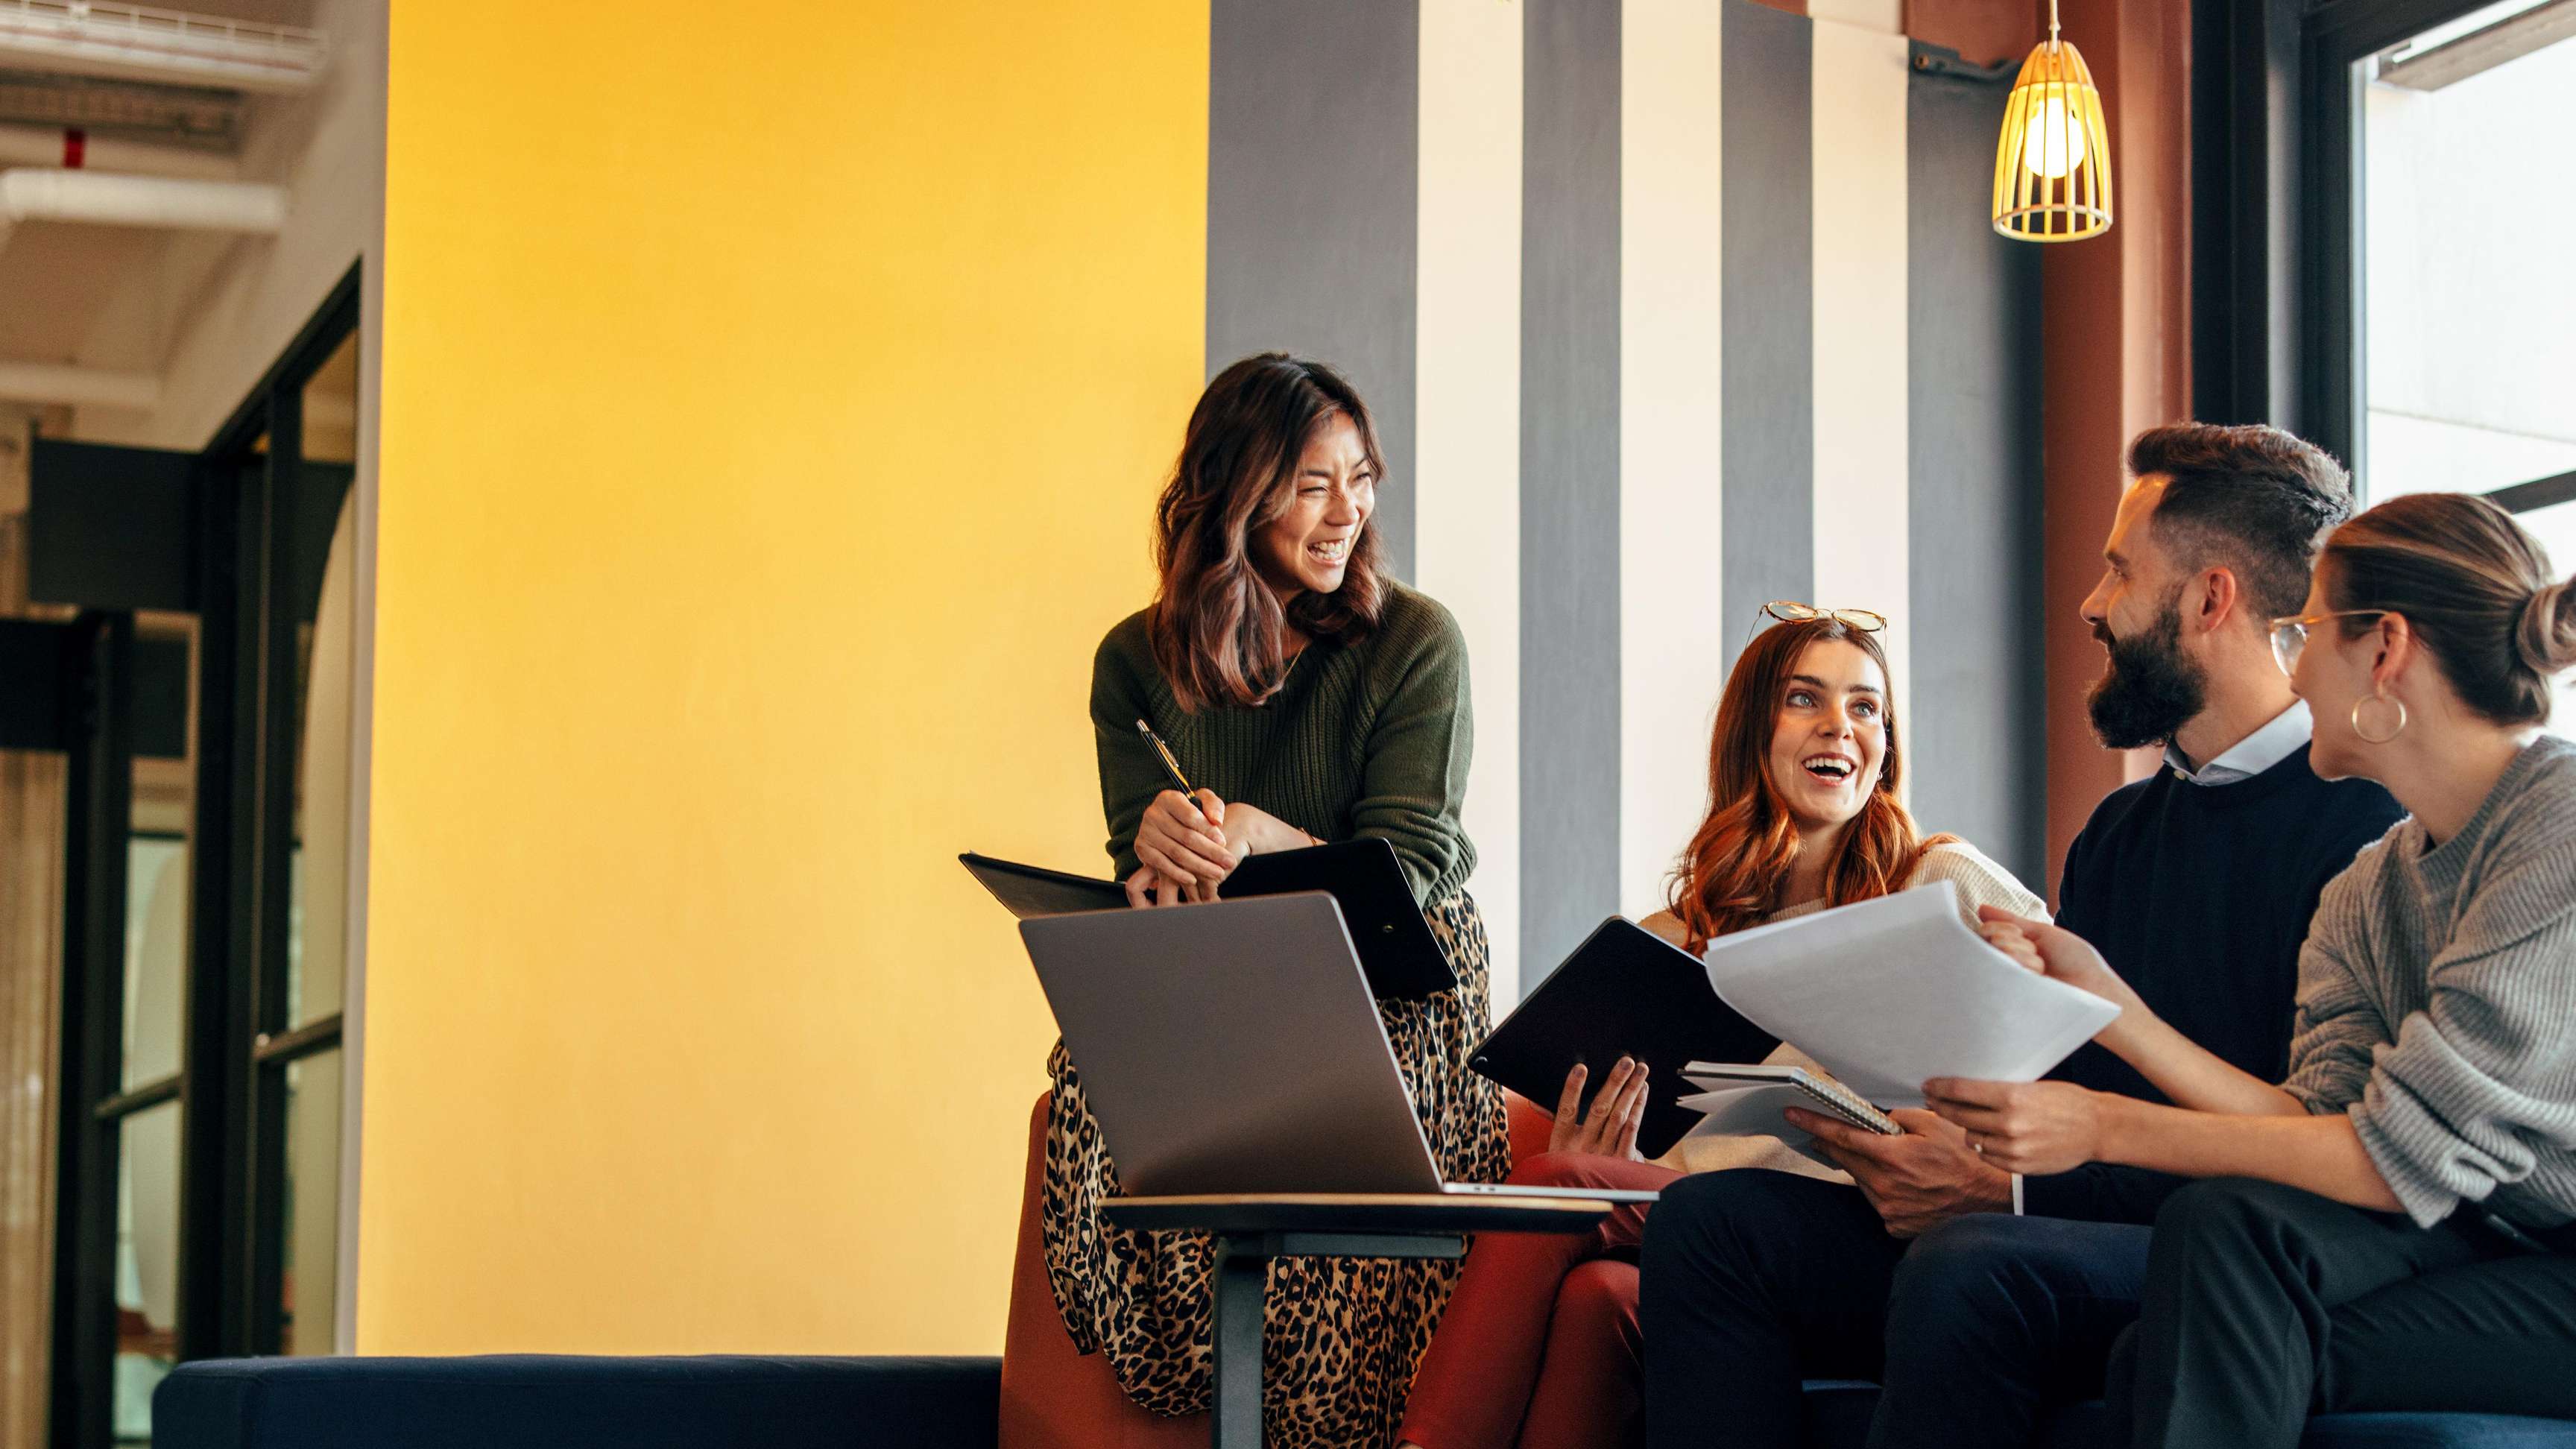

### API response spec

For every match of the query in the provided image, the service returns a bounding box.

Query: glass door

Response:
[40,266,362,1449]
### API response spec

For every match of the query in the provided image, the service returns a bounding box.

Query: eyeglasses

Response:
[2267,610,2385,677]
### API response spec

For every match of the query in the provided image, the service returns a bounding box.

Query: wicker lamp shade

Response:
[1991,30,2114,242]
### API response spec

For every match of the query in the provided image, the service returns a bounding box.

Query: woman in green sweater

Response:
[1042,353,1512,1447]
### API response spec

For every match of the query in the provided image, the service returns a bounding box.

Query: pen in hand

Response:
[1135,719,1196,795]
[1132,719,1229,903]
[1135,719,1222,827]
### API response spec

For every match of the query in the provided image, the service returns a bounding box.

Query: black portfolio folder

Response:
[959,838,1456,999]
[1469,917,1781,1158]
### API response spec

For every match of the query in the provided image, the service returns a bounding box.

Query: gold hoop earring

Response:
[2351,692,2408,745]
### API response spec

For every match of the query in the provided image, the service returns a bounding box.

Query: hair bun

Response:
[2516,578,2576,675]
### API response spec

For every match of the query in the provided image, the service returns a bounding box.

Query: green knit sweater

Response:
[1090,581,1478,907]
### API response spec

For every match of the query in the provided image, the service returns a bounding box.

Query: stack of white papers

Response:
[1685,881,2119,1122]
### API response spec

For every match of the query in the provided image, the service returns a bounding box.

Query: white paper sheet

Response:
[1696,880,2120,1108]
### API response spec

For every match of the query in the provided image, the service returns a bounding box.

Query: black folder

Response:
[1469,917,1781,1158]
[959,838,1456,999]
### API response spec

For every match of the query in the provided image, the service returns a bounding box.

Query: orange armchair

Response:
[998,1088,1556,1449]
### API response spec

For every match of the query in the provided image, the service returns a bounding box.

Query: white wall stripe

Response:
[1808,13,1913,798]
[1415,0,1525,1002]
[1617,0,1726,921]
[1805,0,1903,34]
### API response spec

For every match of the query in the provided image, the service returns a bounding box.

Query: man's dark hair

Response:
[2128,423,2353,620]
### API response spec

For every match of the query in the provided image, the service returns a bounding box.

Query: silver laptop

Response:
[1019,891,1658,1201]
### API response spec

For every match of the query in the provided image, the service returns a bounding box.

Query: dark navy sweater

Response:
[2021,743,2406,1223]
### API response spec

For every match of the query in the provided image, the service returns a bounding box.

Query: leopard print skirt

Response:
[1041,891,1512,1447]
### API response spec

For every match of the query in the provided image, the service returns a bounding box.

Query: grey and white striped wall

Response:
[1206,0,2048,1000]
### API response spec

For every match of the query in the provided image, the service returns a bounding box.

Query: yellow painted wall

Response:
[364,1,1206,1352]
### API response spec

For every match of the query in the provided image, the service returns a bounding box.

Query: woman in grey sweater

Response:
[1933,490,2576,1447]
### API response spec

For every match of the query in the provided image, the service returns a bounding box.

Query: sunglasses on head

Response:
[1746,601,1889,648]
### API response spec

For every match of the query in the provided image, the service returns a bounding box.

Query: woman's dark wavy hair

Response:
[1149,353,1389,711]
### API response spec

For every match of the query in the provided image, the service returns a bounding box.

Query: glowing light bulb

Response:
[2019,94,2089,179]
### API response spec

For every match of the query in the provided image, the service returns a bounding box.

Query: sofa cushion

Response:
[1798,1382,2576,1449]
[2299,1415,2576,1449]
[153,1354,1000,1449]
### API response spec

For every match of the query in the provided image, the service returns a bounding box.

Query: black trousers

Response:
[1874,1213,2153,1448]
[1638,1169,1906,1449]
[1639,1169,2156,1449]
[2112,1177,2576,1449]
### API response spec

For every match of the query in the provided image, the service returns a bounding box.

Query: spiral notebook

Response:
[1681,1062,1899,1136]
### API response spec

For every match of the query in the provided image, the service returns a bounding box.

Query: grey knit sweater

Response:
[2284,733,2576,1229]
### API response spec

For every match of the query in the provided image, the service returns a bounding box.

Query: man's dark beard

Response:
[2087,599,2206,750]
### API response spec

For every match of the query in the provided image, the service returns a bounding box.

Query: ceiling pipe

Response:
[0,122,238,179]
[0,166,283,230]
[0,358,159,410]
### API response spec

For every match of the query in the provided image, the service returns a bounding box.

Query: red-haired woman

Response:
[1042,354,1512,1448]
[1394,610,2047,1449]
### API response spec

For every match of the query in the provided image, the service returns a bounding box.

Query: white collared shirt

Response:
[2162,701,2314,787]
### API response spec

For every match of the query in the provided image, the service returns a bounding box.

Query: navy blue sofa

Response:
[1800,1381,2576,1449]
[151,1356,1000,1449]
[154,1355,2576,1449]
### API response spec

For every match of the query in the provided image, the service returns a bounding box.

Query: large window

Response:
[2343,0,2576,737]
[2357,0,2576,499]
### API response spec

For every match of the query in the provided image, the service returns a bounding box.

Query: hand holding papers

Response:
[1694,881,2120,1109]
[1472,883,2116,1162]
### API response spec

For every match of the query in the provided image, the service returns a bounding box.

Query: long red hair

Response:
[1668,618,1949,952]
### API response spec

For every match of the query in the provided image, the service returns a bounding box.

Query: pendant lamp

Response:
[1991,0,2113,242]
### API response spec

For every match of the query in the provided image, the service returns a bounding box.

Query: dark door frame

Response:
[180,263,361,1366]
[47,613,136,1449]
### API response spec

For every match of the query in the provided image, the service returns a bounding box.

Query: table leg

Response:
[1200,1231,1463,1449]
[1210,1235,1267,1449]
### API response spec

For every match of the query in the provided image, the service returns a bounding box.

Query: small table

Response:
[1104,1193,1619,1449]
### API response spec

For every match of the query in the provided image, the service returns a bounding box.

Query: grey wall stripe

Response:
[1719,0,1813,652]
[1905,51,2048,888]
[1205,0,1419,578]
[1520,0,1622,979]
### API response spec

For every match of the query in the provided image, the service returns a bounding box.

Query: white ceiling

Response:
[0,1,321,404]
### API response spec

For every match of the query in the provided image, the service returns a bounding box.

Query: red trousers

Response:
[1398,1152,1684,1449]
